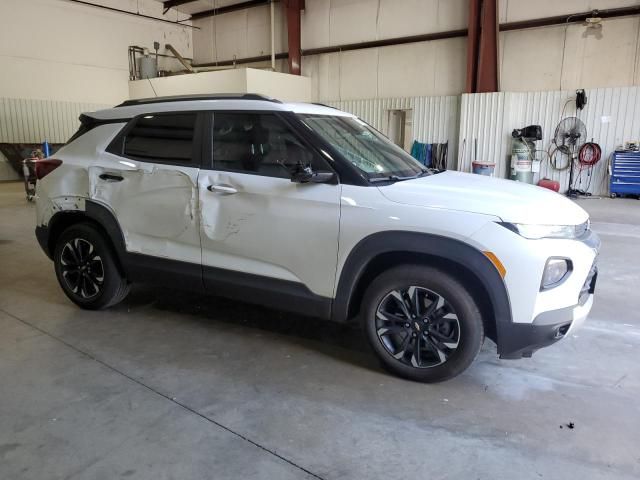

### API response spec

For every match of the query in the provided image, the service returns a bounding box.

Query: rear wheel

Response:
[54,223,130,310]
[362,265,484,382]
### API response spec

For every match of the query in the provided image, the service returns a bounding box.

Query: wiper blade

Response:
[368,169,431,183]
[368,175,401,183]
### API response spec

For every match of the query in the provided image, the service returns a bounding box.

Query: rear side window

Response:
[123,113,197,164]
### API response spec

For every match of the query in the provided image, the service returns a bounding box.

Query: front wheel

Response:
[362,265,484,383]
[53,223,130,310]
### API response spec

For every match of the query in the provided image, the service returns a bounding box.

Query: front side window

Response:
[123,113,196,163]
[212,112,325,178]
[297,114,427,181]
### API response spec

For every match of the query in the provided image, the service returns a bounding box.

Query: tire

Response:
[53,223,130,310]
[362,265,484,383]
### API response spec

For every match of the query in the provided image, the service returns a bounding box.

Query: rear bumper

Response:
[35,225,52,259]
[499,294,594,359]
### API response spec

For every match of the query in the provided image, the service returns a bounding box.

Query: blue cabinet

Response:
[610,152,640,197]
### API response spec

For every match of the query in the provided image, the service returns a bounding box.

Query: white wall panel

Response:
[328,95,460,167]
[0,0,192,105]
[499,0,639,23]
[196,0,640,96]
[457,86,640,195]
[0,98,108,144]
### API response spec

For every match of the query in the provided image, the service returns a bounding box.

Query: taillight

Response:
[34,159,62,180]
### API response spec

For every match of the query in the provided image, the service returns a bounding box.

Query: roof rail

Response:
[116,93,282,107]
[311,102,339,110]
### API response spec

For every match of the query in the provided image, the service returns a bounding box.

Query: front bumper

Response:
[469,222,600,359]
[499,258,597,359]
[498,293,594,359]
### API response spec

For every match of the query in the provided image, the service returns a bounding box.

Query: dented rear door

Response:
[90,112,203,265]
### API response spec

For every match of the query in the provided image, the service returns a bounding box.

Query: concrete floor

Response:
[1,180,639,480]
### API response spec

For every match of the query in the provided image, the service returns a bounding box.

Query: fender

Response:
[41,200,127,266]
[84,200,128,261]
[332,231,514,354]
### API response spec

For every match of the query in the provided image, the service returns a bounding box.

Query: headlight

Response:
[541,258,572,290]
[499,221,589,240]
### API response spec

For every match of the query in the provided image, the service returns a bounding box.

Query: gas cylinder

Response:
[510,137,535,184]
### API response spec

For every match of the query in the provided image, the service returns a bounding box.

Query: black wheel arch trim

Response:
[38,200,128,267]
[333,231,519,356]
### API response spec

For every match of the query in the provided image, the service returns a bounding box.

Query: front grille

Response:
[579,262,598,305]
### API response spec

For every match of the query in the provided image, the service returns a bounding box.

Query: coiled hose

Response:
[578,142,602,167]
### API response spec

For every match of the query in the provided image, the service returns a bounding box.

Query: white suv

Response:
[33,94,599,382]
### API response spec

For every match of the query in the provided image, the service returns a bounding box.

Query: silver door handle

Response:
[207,184,238,194]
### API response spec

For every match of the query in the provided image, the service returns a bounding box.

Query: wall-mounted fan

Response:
[553,116,587,197]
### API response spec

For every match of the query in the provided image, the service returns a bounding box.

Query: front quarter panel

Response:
[336,184,499,291]
[468,222,598,324]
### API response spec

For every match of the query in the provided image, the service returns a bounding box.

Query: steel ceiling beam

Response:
[64,0,197,28]
[190,0,270,20]
[163,0,198,11]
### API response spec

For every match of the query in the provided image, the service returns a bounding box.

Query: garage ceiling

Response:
[159,0,268,18]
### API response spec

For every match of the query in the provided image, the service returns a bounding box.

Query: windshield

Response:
[297,114,427,181]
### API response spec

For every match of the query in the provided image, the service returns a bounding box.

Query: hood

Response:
[377,170,589,225]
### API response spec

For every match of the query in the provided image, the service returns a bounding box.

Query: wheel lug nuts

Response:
[405,323,410,328]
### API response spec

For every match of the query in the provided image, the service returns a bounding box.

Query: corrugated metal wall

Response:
[0,98,109,144]
[4,90,636,195]
[458,87,640,195]
[327,95,461,167]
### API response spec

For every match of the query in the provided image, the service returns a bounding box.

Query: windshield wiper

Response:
[368,168,431,183]
[368,175,401,183]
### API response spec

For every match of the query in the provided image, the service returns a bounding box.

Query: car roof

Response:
[86,94,354,121]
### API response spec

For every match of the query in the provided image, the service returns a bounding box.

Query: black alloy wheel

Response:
[54,223,130,310]
[363,265,484,382]
[59,238,105,299]
[375,286,461,368]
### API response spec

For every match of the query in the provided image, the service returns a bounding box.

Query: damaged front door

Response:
[93,112,203,265]
[199,112,340,306]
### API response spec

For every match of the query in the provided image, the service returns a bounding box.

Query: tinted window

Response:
[212,112,324,178]
[123,113,196,163]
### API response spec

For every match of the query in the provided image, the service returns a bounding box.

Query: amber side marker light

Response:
[483,251,507,278]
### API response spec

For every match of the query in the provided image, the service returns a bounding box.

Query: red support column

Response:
[466,0,481,93]
[476,0,499,92]
[284,0,302,75]
[466,0,499,93]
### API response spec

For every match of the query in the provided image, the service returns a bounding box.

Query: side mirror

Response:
[289,162,336,184]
